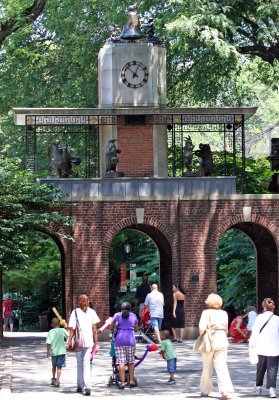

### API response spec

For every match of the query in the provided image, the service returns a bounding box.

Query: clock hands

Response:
[121,61,148,88]
[127,66,139,79]
[133,64,140,78]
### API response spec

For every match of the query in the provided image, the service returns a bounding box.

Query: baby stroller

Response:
[137,308,155,343]
[107,340,138,387]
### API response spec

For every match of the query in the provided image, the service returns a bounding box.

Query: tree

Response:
[0,157,72,337]
[0,0,46,48]
[0,0,278,166]
[167,1,279,65]
[165,1,279,105]
[217,229,256,311]
[3,231,62,329]
[212,152,273,194]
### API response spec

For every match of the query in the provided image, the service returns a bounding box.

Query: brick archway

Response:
[9,228,67,329]
[104,217,175,327]
[103,215,175,247]
[212,215,279,309]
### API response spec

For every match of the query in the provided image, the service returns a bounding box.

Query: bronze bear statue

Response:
[50,143,81,178]
[194,143,213,176]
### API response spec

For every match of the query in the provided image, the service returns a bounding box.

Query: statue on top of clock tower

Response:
[120,4,144,41]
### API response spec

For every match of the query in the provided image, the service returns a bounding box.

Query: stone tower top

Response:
[98,6,166,108]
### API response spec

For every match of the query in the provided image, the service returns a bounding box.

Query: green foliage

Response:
[212,152,273,194]
[165,0,279,103]
[217,229,256,311]
[109,229,159,312]
[0,157,72,272]
[0,157,72,329]
[168,145,273,193]
[0,0,278,166]
[3,232,60,291]
[3,232,62,329]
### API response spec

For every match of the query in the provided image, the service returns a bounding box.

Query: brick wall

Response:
[117,118,154,177]
[55,198,279,338]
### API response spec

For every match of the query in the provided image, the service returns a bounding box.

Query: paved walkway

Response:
[0,332,278,400]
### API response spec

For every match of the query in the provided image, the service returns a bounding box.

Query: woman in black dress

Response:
[171,284,186,342]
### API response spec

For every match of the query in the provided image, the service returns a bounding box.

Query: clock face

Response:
[121,61,149,88]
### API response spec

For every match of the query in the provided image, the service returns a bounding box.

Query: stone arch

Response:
[21,227,67,315]
[103,215,175,247]
[211,215,279,309]
[211,214,279,246]
[104,216,175,327]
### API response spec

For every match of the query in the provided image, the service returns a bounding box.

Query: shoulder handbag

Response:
[193,311,214,353]
[112,313,121,340]
[67,309,86,352]
[249,314,274,365]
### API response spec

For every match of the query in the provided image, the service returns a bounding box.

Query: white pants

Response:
[76,347,91,390]
[200,348,234,395]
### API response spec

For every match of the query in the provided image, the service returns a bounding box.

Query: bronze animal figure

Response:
[51,143,81,178]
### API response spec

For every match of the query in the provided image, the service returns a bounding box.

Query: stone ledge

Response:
[41,177,237,201]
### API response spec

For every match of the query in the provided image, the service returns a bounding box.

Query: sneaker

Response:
[255,386,262,395]
[83,388,91,396]
[167,379,176,385]
[76,387,83,393]
[270,388,276,398]
[54,381,60,388]
[51,378,57,386]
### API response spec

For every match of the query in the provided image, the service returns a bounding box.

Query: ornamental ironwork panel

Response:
[85,125,99,178]
[153,113,238,125]
[99,116,117,125]
[25,125,36,172]
[24,112,245,187]
[181,114,235,124]
[25,116,99,177]
[35,115,90,125]
[153,115,173,125]
[167,116,245,189]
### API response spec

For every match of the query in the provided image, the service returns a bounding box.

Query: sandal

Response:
[119,384,125,390]
[171,339,177,342]
[129,382,138,388]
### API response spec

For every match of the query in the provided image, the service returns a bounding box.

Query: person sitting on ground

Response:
[229,314,249,343]
[46,317,69,388]
[160,330,177,385]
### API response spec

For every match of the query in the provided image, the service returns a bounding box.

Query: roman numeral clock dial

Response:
[121,61,149,88]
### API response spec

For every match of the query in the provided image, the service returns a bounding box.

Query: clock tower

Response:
[98,7,167,178]
[98,42,166,108]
